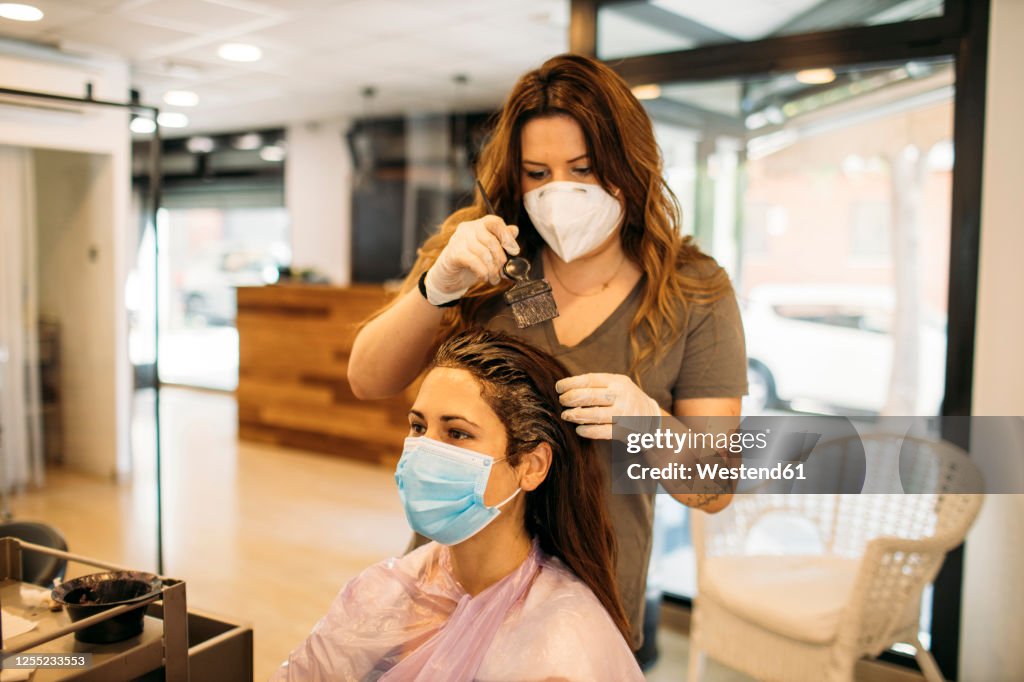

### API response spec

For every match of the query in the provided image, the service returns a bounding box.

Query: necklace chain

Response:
[544,249,626,297]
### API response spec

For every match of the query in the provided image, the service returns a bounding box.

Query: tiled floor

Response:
[8,386,752,681]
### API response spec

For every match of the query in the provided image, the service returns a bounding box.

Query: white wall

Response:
[0,41,131,478]
[285,119,353,285]
[961,0,1024,679]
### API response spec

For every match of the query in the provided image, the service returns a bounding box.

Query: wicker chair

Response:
[687,434,984,682]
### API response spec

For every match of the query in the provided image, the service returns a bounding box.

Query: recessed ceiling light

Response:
[157,112,189,128]
[259,145,285,162]
[163,90,199,107]
[631,84,661,100]
[0,3,44,22]
[745,112,768,130]
[130,117,156,134]
[763,105,784,125]
[795,68,836,85]
[233,133,262,150]
[217,43,262,63]
[186,136,215,154]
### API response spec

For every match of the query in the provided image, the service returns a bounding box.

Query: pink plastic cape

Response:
[271,541,644,681]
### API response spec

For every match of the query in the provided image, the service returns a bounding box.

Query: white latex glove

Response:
[423,215,520,305]
[556,373,662,439]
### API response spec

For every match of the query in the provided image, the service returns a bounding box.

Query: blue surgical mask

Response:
[395,436,522,545]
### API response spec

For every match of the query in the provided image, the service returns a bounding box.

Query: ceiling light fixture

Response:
[260,145,285,162]
[0,3,44,22]
[186,136,215,154]
[217,43,262,63]
[130,117,156,134]
[763,105,785,125]
[631,84,661,100]
[233,133,262,150]
[157,112,189,128]
[795,68,836,85]
[163,90,199,107]
[744,112,768,130]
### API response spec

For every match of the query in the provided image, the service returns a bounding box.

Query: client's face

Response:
[408,367,518,507]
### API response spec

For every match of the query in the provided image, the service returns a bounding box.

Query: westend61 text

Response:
[626,462,807,481]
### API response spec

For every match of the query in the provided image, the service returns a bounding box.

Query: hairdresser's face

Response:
[520,114,603,194]
[408,368,518,506]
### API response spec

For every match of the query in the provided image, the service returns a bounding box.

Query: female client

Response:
[272,329,644,681]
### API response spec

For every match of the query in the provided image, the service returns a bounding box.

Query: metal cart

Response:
[0,538,253,681]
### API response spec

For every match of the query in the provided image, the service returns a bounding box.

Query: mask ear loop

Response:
[489,455,523,510]
[493,486,522,510]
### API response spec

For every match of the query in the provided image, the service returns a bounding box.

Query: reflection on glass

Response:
[642,61,953,654]
[598,0,945,59]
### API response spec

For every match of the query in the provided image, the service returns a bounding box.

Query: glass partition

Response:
[644,59,954,651]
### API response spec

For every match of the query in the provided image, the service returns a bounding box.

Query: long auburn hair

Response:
[381,53,732,378]
[430,328,633,646]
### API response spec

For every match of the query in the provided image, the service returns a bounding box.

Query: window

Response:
[597,0,947,59]
[744,203,787,255]
[159,205,290,390]
[641,59,954,655]
[849,200,892,261]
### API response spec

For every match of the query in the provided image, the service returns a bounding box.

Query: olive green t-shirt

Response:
[482,254,748,650]
[408,254,748,650]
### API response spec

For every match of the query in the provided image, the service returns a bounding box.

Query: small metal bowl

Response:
[52,571,162,644]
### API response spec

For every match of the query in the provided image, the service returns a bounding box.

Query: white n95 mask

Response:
[523,181,623,263]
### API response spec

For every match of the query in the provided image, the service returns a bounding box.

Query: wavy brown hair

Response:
[380,53,733,379]
[430,328,633,646]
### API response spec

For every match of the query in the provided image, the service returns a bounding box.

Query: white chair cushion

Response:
[701,554,861,645]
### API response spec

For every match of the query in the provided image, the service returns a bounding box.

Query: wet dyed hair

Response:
[429,328,632,646]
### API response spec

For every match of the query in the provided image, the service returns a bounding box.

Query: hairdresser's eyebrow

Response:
[408,409,480,428]
[522,154,589,166]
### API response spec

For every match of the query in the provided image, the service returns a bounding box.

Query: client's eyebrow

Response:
[441,415,480,428]
[408,409,480,428]
[522,154,588,166]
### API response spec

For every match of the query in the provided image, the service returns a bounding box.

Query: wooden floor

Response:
[6,386,734,680]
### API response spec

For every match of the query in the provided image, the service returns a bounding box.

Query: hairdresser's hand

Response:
[422,216,520,305]
[556,373,662,440]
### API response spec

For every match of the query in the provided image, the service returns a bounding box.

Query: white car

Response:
[741,285,947,416]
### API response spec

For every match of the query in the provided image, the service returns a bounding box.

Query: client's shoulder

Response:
[486,556,642,680]
[524,556,615,626]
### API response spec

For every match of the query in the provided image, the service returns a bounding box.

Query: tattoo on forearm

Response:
[691,492,723,509]
[690,447,737,508]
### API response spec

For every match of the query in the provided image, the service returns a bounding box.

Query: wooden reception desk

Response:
[236,284,415,466]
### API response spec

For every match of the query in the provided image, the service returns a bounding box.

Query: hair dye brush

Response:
[477,180,559,329]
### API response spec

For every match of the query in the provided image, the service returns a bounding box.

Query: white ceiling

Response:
[0,0,569,134]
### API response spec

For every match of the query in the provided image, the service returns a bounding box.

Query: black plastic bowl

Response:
[52,571,162,644]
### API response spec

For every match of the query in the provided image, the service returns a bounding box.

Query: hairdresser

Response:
[348,53,748,659]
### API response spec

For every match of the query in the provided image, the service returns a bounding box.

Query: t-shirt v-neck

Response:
[532,250,645,355]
